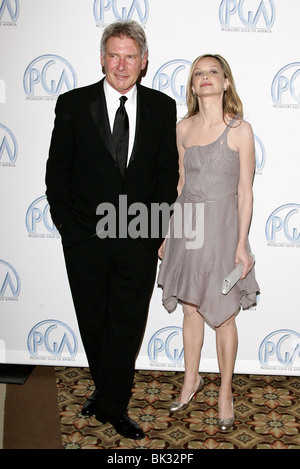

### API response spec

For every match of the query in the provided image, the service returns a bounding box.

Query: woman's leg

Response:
[215,314,238,418]
[177,303,204,403]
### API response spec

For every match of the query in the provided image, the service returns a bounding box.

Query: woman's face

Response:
[192,57,229,98]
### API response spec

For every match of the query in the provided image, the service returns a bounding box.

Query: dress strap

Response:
[222,116,240,139]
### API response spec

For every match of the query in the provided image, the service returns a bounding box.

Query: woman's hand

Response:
[158,239,166,260]
[235,245,254,279]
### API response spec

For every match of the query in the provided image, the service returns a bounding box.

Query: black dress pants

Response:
[63,235,158,415]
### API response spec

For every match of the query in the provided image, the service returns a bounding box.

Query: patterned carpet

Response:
[56,367,300,450]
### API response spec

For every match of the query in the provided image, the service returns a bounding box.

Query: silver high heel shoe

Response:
[217,396,235,431]
[169,375,204,413]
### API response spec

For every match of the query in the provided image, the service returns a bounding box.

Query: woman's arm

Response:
[158,120,186,259]
[176,120,186,196]
[235,121,256,278]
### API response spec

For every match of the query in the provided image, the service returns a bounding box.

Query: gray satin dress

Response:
[157,120,260,327]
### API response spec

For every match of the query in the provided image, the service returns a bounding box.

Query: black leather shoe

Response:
[81,390,98,417]
[96,413,145,440]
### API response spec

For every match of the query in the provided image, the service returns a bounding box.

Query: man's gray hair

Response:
[100,21,148,58]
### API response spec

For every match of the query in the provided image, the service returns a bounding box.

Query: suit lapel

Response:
[89,81,152,168]
[89,79,116,161]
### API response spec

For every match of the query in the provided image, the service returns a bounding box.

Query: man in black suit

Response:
[45,21,178,440]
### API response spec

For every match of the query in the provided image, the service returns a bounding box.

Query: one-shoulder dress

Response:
[157,120,260,327]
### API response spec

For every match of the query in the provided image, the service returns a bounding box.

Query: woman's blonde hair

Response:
[186,54,243,121]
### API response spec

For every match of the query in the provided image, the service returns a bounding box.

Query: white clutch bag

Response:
[221,254,255,295]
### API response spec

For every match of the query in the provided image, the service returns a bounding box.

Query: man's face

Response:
[101,35,148,94]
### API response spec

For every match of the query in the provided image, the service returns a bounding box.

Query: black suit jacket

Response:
[45,78,179,249]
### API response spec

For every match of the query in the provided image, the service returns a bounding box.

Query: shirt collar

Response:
[103,78,137,106]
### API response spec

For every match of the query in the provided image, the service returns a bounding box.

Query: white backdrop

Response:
[0,0,299,376]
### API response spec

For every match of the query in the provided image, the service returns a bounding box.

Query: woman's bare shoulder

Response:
[233,118,253,137]
[177,116,193,135]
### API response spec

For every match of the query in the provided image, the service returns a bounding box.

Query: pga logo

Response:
[0,123,18,165]
[148,326,183,364]
[0,0,19,22]
[272,63,300,105]
[259,329,300,367]
[26,195,58,235]
[27,319,78,358]
[23,54,77,98]
[153,60,192,104]
[254,134,266,174]
[0,259,21,300]
[265,203,300,244]
[93,0,149,26]
[219,0,275,28]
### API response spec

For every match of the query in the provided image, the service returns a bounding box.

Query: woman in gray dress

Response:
[158,54,259,431]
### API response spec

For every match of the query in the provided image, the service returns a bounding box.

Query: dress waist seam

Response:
[181,188,237,203]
